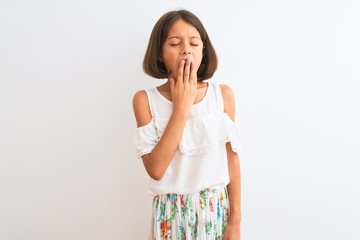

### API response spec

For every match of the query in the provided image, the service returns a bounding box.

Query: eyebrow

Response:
[167,36,201,40]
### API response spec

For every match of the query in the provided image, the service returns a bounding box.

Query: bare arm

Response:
[221,84,241,240]
[132,59,197,180]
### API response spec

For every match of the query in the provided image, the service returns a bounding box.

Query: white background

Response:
[1,0,359,239]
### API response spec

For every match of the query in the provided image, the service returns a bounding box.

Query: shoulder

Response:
[132,90,150,115]
[219,84,235,102]
[132,90,148,106]
[219,84,236,120]
[132,90,152,127]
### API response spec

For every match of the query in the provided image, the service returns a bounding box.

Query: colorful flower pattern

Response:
[151,187,229,240]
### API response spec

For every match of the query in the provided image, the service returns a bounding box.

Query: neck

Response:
[159,81,208,92]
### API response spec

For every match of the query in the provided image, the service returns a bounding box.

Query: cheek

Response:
[191,61,200,72]
[161,55,177,71]
[194,54,203,70]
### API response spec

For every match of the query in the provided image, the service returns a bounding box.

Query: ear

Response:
[158,56,163,62]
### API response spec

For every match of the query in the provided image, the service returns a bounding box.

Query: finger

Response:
[183,59,191,83]
[177,60,185,86]
[190,62,197,86]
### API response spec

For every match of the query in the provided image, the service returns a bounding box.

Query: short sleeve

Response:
[223,113,243,153]
[133,119,159,159]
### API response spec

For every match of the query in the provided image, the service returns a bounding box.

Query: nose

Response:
[181,45,191,55]
[181,50,191,55]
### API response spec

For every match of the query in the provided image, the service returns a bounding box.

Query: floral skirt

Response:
[150,186,230,240]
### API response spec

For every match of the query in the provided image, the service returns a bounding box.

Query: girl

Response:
[133,9,242,240]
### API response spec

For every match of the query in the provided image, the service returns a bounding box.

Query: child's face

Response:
[160,19,204,79]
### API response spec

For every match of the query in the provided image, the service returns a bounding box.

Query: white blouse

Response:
[134,82,242,196]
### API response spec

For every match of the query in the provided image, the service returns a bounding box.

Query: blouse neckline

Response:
[155,82,211,108]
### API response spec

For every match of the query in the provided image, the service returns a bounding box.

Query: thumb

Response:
[169,77,175,92]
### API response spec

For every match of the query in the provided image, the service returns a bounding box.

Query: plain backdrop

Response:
[1,0,359,239]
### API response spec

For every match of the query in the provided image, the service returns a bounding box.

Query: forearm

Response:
[226,144,242,224]
[143,109,188,180]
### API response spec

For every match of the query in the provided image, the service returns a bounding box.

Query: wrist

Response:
[229,211,242,224]
[172,107,190,119]
[229,219,241,226]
